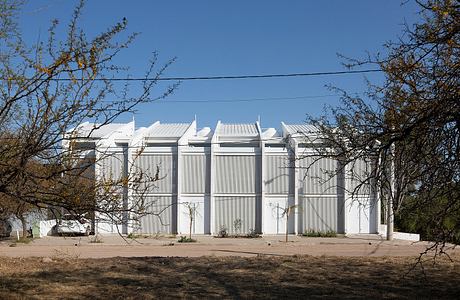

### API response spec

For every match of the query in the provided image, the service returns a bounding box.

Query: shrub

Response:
[246,228,261,238]
[177,236,196,243]
[217,226,228,238]
[302,229,337,237]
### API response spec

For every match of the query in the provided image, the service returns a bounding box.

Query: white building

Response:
[68,120,379,236]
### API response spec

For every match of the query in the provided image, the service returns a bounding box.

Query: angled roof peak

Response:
[218,122,259,137]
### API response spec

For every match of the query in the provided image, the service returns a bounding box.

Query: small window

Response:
[146,143,177,147]
[265,143,286,148]
[189,143,210,147]
[73,142,96,150]
[220,142,259,147]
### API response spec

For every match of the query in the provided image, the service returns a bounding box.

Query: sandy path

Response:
[2,235,454,258]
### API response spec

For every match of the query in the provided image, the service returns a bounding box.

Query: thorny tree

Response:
[302,0,459,255]
[0,0,178,232]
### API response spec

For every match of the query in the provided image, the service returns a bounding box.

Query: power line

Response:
[121,69,382,81]
[11,69,382,82]
[137,94,341,104]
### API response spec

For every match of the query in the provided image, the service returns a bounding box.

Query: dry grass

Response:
[0,255,459,299]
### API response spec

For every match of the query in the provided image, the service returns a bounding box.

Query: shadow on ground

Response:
[0,255,459,299]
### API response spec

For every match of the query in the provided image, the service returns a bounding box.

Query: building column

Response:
[260,139,265,234]
[293,140,299,235]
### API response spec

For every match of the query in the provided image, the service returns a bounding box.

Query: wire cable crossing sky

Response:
[4,68,382,82]
[18,0,420,128]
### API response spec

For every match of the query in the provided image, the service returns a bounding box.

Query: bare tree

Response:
[303,0,459,253]
[0,0,178,228]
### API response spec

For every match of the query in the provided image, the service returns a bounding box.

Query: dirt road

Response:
[1,235,454,258]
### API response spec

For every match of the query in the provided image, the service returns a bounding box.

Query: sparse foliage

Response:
[305,0,459,251]
[0,0,177,229]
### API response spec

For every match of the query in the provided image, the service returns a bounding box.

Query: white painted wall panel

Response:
[178,196,208,235]
[215,155,260,194]
[349,158,372,195]
[100,152,124,181]
[299,157,338,195]
[182,154,210,194]
[301,196,338,232]
[136,154,176,193]
[214,196,259,234]
[138,196,173,234]
[265,155,291,194]
[263,196,295,234]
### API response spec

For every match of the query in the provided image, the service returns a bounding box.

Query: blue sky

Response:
[20,0,420,131]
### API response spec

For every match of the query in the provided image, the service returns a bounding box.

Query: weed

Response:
[89,234,103,243]
[233,218,242,236]
[13,237,34,244]
[302,229,337,237]
[177,236,196,243]
[246,228,261,238]
[217,225,228,238]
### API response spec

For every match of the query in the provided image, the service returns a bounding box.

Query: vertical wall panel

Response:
[215,155,260,194]
[349,158,372,195]
[136,154,176,193]
[302,196,338,232]
[182,154,210,194]
[139,196,173,233]
[299,157,338,195]
[101,153,124,181]
[265,155,291,194]
[214,196,259,234]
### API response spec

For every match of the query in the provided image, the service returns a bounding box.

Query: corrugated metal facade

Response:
[301,196,338,232]
[215,155,261,194]
[182,154,210,194]
[214,196,260,234]
[265,155,292,194]
[136,154,176,193]
[81,121,379,236]
[139,196,173,234]
[100,152,124,181]
[299,157,338,195]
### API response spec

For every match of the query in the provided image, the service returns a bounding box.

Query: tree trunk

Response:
[19,215,27,238]
[189,218,192,240]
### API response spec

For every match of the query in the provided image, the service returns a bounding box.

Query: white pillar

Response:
[387,143,395,241]
[260,139,266,234]
[293,140,299,235]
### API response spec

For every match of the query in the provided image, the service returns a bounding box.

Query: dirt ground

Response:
[0,235,459,299]
[0,254,459,299]
[1,234,456,258]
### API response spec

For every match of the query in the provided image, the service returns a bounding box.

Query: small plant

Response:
[127,232,149,239]
[89,234,104,243]
[15,237,33,244]
[302,229,337,237]
[217,225,228,238]
[233,218,242,236]
[9,236,34,246]
[246,228,261,238]
[177,235,196,243]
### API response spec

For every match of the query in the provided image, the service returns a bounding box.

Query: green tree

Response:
[305,0,459,251]
[0,0,177,225]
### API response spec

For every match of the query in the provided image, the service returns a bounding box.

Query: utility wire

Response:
[12,69,382,82]
[141,94,340,104]
[118,69,382,81]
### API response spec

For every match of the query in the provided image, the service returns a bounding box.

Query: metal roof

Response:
[283,124,318,135]
[147,123,191,138]
[218,123,259,136]
[75,123,129,138]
